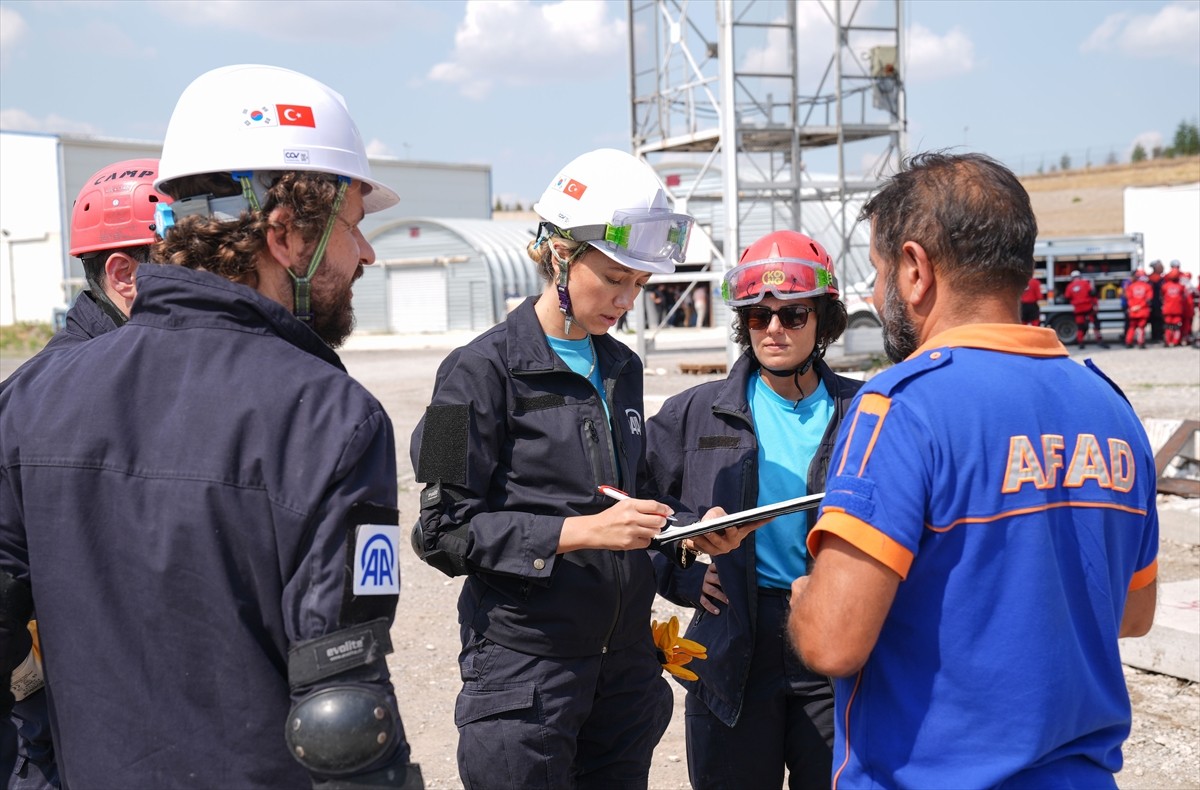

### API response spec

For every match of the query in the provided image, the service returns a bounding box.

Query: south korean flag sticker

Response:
[353,524,400,596]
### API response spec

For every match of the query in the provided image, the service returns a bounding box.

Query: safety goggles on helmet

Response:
[721,258,838,307]
[564,208,693,266]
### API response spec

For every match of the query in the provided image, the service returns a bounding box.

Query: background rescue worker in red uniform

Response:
[649,230,862,789]
[1019,274,1042,326]
[3,159,168,790]
[1064,269,1108,348]
[1124,270,1154,349]
[1161,261,1188,347]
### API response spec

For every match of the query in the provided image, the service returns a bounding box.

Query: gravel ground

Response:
[343,330,1199,790]
[3,328,1195,787]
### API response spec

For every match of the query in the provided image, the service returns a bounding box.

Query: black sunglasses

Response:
[737,304,815,331]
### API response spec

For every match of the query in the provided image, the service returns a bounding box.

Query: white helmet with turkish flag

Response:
[155,64,398,213]
[533,148,693,275]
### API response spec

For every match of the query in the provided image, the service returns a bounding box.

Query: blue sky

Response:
[1,0,1197,206]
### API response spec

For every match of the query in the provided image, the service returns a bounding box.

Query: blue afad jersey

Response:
[808,324,1158,789]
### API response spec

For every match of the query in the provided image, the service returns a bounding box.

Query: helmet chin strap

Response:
[548,237,589,336]
[236,172,350,324]
[758,348,820,406]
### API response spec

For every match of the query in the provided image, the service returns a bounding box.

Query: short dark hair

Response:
[80,245,151,293]
[731,294,848,363]
[859,151,1037,298]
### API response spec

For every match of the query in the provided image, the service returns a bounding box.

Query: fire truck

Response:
[1035,233,1144,343]
[840,233,1145,344]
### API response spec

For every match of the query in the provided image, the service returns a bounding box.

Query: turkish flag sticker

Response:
[565,179,587,200]
[277,105,315,127]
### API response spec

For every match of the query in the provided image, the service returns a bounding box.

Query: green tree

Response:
[1131,144,1147,163]
[1173,120,1200,156]
[494,196,503,212]
[1060,153,1071,171]
[1105,150,1118,166]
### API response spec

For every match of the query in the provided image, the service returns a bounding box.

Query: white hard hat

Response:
[1070,270,1082,277]
[533,148,693,274]
[155,64,398,213]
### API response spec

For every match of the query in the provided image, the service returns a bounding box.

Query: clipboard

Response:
[653,492,824,544]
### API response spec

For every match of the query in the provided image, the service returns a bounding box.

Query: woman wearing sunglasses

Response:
[410,148,747,790]
[647,230,863,789]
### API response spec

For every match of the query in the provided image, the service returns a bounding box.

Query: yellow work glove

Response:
[651,615,707,681]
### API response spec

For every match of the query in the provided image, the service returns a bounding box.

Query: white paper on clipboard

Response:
[653,492,825,544]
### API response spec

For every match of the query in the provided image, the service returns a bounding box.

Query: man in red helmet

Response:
[4,159,168,790]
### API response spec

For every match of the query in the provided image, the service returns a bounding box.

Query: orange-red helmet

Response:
[721,230,839,306]
[69,159,168,257]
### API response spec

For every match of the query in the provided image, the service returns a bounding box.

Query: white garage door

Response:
[388,266,447,333]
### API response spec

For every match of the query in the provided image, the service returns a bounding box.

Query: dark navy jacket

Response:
[3,291,112,790]
[648,352,862,727]
[44,291,117,354]
[1,292,117,394]
[0,263,407,786]
[411,298,679,658]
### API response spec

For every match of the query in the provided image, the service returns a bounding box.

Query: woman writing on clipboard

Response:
[410,148,746,790]
[647,231,863,789]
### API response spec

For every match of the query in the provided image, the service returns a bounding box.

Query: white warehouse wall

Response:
[0,132,66,325]
[0,131,492,327]
[1124,183,1200,273]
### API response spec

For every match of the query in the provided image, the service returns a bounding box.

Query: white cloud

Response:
[1082,3,1200,64]
[0,108,102,135]
[429,0,626,100]
[0,6,28,60]
[905,24,975,82]
[365,138,393,157]
[152,0,408,42]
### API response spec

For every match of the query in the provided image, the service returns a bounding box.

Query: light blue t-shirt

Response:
[546,335,605,413]
[747,372,833,589]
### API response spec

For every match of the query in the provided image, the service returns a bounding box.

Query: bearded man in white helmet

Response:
[0,65,421,788]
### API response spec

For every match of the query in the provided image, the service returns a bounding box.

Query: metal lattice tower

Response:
[628,0,906,353]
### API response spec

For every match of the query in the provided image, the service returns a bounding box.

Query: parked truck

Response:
[1035,233,1144,343]
[839,232,1146,344]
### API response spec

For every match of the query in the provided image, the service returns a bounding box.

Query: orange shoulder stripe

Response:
[809,510,914,580]
[1129,559,1157,592]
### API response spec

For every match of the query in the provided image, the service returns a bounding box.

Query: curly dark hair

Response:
[731,294,848,365]
[859,151,1036,299]
[152,171,341,286]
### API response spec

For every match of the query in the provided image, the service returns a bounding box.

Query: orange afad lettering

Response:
[1002,434,1135,493]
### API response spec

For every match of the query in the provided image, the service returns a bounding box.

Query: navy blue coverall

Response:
[1,289,115,789]
[649,352,862,789]
[410,297,681,789]
[0,264,413,787]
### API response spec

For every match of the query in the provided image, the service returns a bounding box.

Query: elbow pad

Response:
[287,619,403,778]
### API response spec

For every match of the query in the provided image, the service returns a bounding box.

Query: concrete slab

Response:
[1158,504,1200,546]
[1120,578,1200,683]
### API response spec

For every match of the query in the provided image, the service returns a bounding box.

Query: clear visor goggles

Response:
[566,208,694,265]
[721,258,838,306]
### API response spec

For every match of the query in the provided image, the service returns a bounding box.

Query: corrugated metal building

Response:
[0,130,491,326]
[357,218,540,333]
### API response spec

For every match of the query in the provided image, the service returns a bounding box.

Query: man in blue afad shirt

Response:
[0,65,422,788]
[788,152,1158,789]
